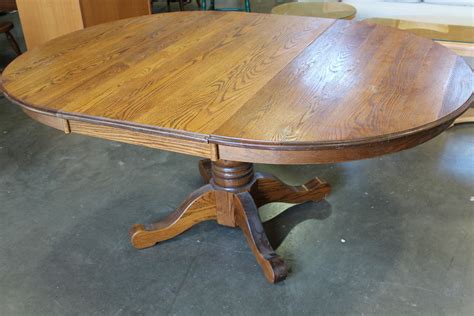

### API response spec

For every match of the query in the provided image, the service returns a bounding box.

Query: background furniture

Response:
[339,0,474,26]
[0,21,20,56]
[364,18,473,57]
[0,0,21,57]
[272,2,356,19]
[16,0,151,50]
[202,0,250,12]
[299,0,473,25]
[166,0,186,11]
[155,0,200,11]
[2,12,471,283]
[0,0,16,11]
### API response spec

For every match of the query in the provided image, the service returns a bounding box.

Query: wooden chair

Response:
[202,0,250,12]
[0,0,17,12]
[0,21,21,56]
[151,0,201,11]
[0,1,22,56]
[167,0,186,11]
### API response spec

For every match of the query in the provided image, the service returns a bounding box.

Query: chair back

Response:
[0,0,17,11]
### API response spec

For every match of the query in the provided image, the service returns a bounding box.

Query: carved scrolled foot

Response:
[129,185,217,249]
[198,159,212,183]
[234,192,289,283]
[251,172,331,207]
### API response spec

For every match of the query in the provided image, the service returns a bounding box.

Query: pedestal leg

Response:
[234,192,288,283]
[129,185,216,249]
[209,160,288,282]
[251,172,331,207]
[130,159,331,283]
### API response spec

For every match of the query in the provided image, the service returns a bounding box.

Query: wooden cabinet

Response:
[16,0,151,50]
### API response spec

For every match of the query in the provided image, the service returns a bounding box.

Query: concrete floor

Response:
[1,5,473,316]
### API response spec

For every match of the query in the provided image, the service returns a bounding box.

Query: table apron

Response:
[20,106,454,165]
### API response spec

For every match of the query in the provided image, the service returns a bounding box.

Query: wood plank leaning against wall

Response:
[16,0,151,50]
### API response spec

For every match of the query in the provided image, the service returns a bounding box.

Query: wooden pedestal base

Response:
[129,159,331,283]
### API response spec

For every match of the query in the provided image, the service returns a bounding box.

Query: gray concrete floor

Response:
[1,5,473,316]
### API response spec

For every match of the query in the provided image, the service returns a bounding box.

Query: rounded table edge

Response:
[4,88,471,165]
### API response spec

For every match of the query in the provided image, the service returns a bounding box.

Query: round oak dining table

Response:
[1,11,472,283]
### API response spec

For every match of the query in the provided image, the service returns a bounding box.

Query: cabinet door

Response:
[80,0,151,27]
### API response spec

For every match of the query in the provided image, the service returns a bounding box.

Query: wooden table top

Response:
[1,12,472,164]
[271,2,356,20]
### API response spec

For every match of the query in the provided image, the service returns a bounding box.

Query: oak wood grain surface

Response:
[2,12,472,164]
